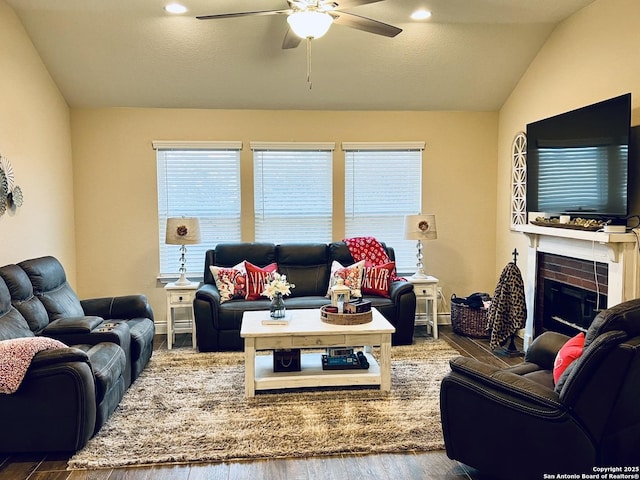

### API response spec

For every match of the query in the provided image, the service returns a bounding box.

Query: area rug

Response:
[68,340,459,469]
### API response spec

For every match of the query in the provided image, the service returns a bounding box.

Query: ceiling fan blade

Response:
[196,9,291,20]
[331,11,402,37]
[331,0,385,8]
[282,28,303,49]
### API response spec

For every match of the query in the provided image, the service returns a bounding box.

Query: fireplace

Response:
[514,224,640,349]
[536,253,608,336]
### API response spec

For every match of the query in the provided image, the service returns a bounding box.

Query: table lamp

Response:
[165,216,201,286]
[404,214,437,278]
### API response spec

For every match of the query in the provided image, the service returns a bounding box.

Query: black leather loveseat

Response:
[194,242,416,351]
[0,256,155,453]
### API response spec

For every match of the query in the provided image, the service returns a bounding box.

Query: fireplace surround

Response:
[514,224,640,348]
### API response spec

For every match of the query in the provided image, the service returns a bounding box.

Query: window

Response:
[252,142,334,243]
[154,141,242,279]
[343,142,424,273]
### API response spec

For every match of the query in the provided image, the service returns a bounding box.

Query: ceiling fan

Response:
[196,0,402,49]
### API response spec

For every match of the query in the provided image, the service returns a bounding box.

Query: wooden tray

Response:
[320,305,372,325]
[530,220,603,231]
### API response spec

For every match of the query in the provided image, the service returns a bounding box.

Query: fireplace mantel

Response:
[514,224,640,349]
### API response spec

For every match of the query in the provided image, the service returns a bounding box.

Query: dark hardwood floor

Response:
[0,325,523,480]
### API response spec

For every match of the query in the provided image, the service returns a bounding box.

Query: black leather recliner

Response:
[0,275,125,453]
[440,298,640,479]
[2,256,155,385]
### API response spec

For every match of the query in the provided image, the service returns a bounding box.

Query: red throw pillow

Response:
[245,261,278,300]
[362,262,395,298]
[209,262,246,304]
[553,332,585,384]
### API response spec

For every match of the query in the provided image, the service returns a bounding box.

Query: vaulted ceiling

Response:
[7,0,596,111]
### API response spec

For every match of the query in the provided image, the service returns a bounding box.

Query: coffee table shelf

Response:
[253,352,381,392]
[241,308,395,397]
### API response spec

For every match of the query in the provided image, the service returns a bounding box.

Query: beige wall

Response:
[497,0,640,281]
[0,1,76,282]
[70,108,498,324]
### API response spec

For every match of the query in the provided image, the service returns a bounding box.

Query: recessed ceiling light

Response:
[411,9,432,21]
[165,3,187,14]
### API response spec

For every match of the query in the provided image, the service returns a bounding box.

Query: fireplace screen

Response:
[542,278,606,336]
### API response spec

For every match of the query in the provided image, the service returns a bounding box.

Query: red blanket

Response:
[0,337,68,394]
[343,236,404,281]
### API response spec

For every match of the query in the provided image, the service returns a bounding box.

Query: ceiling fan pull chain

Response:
[307,37,312,90]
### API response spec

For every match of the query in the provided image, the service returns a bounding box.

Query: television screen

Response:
[526,93,632,218]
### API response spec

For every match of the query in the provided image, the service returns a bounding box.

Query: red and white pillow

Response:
[553,332,585,384]
[362,261,395,298]
[209,262,247,304]
[326,260,365,298]
[210,261,278,302]
[244,261,278,300]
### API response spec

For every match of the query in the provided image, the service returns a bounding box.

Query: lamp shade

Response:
[287,11,333,39]
[165,217,201,245]
[404,214,437,240]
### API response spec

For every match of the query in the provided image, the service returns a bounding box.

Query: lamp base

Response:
[173,274,194,286]
[411,269,429,279]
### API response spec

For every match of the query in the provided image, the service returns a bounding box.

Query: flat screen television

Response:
[526,93,633,220]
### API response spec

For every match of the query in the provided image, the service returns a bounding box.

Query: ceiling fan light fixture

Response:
[287,10,333,39]
[164,3,187,14]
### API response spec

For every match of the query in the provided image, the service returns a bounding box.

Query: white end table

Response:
[165,281,198,349]
[407,275,439,339]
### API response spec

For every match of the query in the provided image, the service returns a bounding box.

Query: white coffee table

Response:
[240,308,396,398]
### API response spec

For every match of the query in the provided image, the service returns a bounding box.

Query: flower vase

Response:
[270,293,286,319]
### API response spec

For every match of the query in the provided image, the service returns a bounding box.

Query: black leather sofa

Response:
[440,298,640,479]
[0,256,155,453]
[194,242,416,351]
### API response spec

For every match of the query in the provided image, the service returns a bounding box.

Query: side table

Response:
[407,275,439,339]
[165,281,198,349]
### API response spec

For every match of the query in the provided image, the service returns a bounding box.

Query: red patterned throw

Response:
[343,237,404,288]
[0,337,68,394]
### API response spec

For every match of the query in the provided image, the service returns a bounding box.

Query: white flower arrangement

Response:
[261,272,295,300]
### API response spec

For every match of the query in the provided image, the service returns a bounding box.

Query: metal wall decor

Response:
[510,132,527,228]
[0,154,23,216]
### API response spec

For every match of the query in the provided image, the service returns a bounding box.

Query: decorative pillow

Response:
[209,262,247,304]
[553,332,585,384]
[326,260,365,298]
[245,261,278,300]
[362,262,395,298]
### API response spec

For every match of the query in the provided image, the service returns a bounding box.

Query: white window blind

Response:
[343,142,424,273]
[252,142,334,243]
[155,141,242,279]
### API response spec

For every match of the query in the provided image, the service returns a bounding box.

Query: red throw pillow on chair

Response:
[553,332,585,384]
[362,262,395,298]
[245,261,278,300]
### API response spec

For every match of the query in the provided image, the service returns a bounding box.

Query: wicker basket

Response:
[320,305,372,325]
[450,302,490,338]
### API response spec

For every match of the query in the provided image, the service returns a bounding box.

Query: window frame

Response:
[251,141,335,244]
[342,141,425,274]
[154,140,243,281]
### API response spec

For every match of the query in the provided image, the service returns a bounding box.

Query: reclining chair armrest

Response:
[449,356,562,408]
[30,347,89,368]
[388,280,413,302]
[41,316,105,334]
[81,295,154,321]
[195,283,221,305]
[523,331,571,370]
